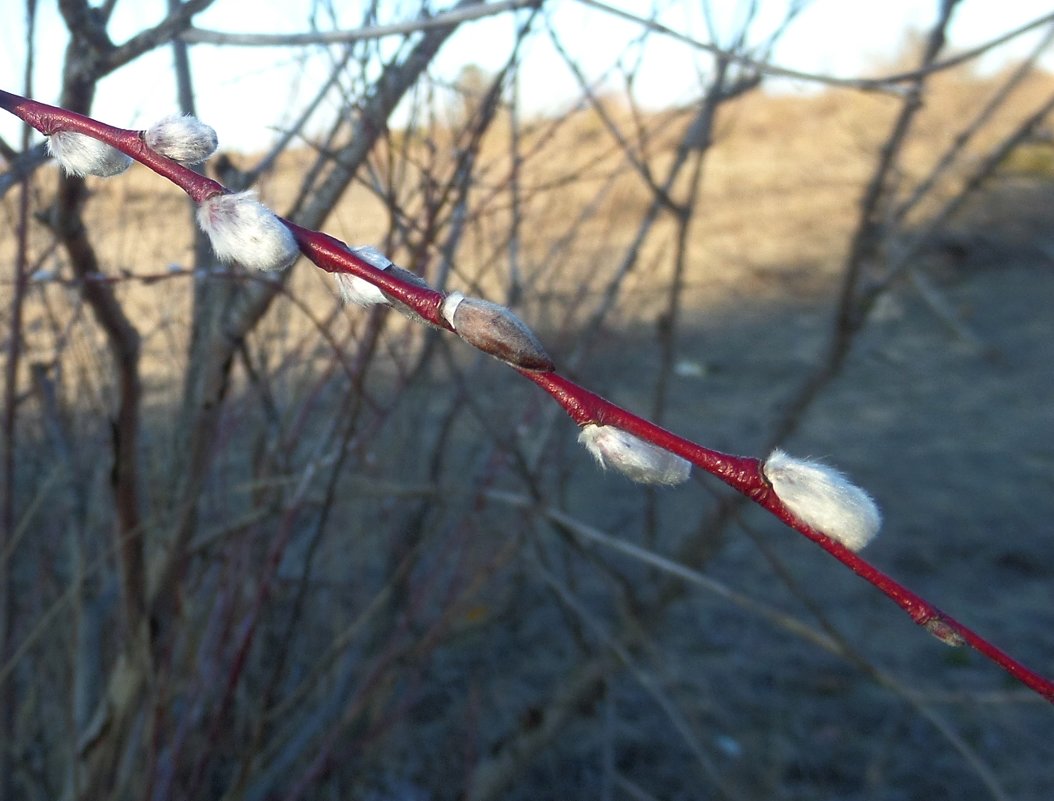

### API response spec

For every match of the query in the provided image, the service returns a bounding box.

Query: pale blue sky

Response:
[2,1,1053,151]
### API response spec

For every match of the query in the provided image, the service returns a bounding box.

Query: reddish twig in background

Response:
[2,88,1051,705]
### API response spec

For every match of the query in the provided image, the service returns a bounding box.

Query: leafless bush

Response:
[2,2,1054,800]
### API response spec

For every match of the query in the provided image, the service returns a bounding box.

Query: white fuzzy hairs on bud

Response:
[145,114,218,164]
[763,449,881,551]
[579,424,691,486]
[47,131,132,177]
[334,246,392,307]
[196,191,299,272]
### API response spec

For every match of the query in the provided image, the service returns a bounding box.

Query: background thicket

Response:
[2,1,1053,799]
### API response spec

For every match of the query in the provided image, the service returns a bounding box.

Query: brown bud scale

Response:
[446,294,554,371]
[924,617,966,647]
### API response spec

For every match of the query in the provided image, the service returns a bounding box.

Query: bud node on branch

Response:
[924,617,967,647]
[441,291,554,371]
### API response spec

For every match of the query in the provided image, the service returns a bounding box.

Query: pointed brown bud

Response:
[441,291,553,371]
[924,617,966,647]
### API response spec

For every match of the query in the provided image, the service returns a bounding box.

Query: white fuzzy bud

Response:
[334,246,393,307]
[763,449,881,551]
[579,423,691,486]
[47,131,132,177]
[145,114,218,163]
[196,191,299,272]
[334,274,388,306]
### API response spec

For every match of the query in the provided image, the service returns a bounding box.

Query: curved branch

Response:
[575,0,1054,94]
[181,0,540,46]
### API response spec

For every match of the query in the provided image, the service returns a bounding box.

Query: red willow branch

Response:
[3,88,1052,705]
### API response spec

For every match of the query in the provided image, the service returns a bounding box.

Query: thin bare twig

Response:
[575,0,1054,94]
[180,0,540,46]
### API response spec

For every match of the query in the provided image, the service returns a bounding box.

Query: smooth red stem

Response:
[286,223,451,328]
[3,89,1052,705]
[0,88,223,203]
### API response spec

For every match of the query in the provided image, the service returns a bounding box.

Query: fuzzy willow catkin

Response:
[145,114,218,164]
[47,131,132,177]
[763,449,881,551]
[579,423,691,486]
[196,191,299,272]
